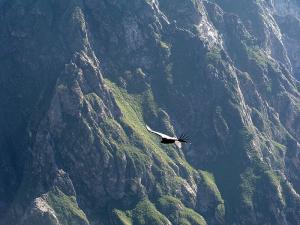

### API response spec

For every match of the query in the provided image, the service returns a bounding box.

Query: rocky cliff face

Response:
[1,0,300,225]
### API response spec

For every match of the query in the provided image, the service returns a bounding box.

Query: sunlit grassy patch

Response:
[156,195,207,225]
[46,187,88,225]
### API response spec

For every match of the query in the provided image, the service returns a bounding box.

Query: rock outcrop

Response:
[1,0,300,225]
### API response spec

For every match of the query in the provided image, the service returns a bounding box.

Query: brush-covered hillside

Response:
[1,0,300,224]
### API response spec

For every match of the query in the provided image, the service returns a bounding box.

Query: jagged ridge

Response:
[1,0,300,225]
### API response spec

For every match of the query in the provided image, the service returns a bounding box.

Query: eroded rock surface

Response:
[1,0,300,225]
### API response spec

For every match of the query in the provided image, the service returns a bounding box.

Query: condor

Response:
[146,125,188,148]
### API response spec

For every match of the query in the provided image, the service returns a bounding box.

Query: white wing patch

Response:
[146,125,176,140]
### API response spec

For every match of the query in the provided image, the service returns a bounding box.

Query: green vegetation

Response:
[238,128,255,153]
[114,209,133,225]
[199,170,223,203]
[237,157,286,217]
[270,140,286,152]
[157,195,182,207]
[5,0,300,224]
[180,208,207,225]
[206,47,222,63]
[46,188,88,225]
[132,198,171,225]
[246,46,269,69]
[239,167,259,208]
[156,195,207,225]
[114,198,172,225]
[265,170,281,188]
[97,80,184,216]
[104,79,196,182]
[103,79,213,224]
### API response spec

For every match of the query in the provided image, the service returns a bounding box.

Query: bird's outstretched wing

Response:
[146,125,176,140]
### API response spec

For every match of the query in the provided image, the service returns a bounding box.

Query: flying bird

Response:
[146,125,188,148]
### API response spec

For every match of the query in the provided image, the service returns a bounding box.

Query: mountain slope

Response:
[1,0,300,225]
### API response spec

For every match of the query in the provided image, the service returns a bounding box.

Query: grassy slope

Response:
[156,195,207,225]
[104,79,223,224]
[46,187,89,225]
